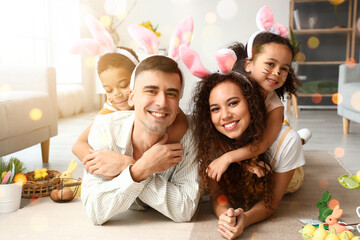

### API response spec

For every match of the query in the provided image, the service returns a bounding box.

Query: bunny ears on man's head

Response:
[247,5,289,59]
[70,15,139,65]
[179,45,237,79]
[128,16,194,98]
[128,16,193,60]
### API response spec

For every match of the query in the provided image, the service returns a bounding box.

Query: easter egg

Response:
[302,224,317,236]
[50,189,60,201]
[339,231,354,240]
[58,188,73,201]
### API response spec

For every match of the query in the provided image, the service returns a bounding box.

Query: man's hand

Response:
[207,154,231,182]
[82,149,136,178]
[130,134,184,182]
[218,208,245,240]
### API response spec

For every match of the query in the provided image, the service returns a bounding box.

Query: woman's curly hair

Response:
[229,32,302,101]
[191,72,273,210]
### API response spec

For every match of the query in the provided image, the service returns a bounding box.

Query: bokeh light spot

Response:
[0,83,11,92]
[332,93,339,105]
[351,91,360,111]
[334,147,345,158]
[356,170,360,183]
[85,56,96,68]
[337,93,343,105]
[329,0,345,5]
[294,52,306,63]
[100,15,112,28]
[205,12,217,24]
[319,177,329,188]
[30,196,40,205]
[346,58,356,68]
[217,195,228,206]
[183,31,193,43]
[217,0,238,20]
[311,93,322,104]
[170,36,180,48]
[307,36,320,49]
[328,199,340,210]
[29,108,42,121]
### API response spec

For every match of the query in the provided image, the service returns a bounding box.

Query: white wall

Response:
[83,0,289,112]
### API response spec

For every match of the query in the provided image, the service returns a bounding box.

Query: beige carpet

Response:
[0,150,358,240]
[189,150,360,240]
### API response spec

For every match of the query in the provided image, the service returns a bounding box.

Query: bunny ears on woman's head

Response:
[70,15,139,65]
[247,5,289,59]
[179,45,237,79]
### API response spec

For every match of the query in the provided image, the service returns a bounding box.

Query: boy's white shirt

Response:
[81,111,200,225]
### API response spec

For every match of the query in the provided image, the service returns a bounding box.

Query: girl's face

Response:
[209,80,251,140]
[245,43,292,96]
[100,67,133,110]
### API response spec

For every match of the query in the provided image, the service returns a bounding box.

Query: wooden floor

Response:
[3,109,360,176]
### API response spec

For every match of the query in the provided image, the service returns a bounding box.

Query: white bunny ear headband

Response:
[127,16,194,98]
[247,5,290,59]
[179,44,243,80]
[69,15,139,65]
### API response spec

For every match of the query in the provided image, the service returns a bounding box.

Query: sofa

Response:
[337,63,360,134]
[0,65,58,162]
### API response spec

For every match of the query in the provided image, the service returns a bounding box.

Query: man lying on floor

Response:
[80,56,200,225]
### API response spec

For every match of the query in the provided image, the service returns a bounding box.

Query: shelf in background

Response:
[293,28,353,34]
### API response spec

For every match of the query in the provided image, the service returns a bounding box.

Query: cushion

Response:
[0,90,51,140]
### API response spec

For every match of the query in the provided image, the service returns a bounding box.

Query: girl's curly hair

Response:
[229,32,302,101]
[191,72,273,210]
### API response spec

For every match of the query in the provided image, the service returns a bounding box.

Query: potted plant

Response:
[0,157,27,213]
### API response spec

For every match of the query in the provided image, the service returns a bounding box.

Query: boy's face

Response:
[100,67,133,110]
[129,70,181,134]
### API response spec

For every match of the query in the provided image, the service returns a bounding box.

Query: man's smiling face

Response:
[129,70,181,134]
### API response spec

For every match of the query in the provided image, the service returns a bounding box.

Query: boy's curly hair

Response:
[229,32,302,100]
[191,72,273,210]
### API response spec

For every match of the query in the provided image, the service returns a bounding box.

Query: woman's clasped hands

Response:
[218,208,246,240]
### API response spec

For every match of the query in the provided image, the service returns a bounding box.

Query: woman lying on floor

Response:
[191,72,305,240]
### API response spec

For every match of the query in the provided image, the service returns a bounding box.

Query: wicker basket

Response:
[22,169,61,198]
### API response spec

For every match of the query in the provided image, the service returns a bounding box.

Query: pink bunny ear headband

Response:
[127,16,194,99]
[69,15,139,65]
[179,45,250,84]
[247,5,289,59]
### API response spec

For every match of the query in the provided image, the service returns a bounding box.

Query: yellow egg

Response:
[58,188,74,201]
[313,224,328,240]
[302,224,317,236]
[339,231,353,240]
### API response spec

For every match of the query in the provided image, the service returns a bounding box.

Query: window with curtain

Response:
[0,0,81,83]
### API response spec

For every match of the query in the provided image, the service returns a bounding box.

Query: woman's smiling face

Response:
[209,80,251,140]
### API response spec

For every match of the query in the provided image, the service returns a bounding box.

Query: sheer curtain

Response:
[0,0,81,84]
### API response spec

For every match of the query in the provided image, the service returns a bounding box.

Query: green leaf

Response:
[338,174,360,190]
